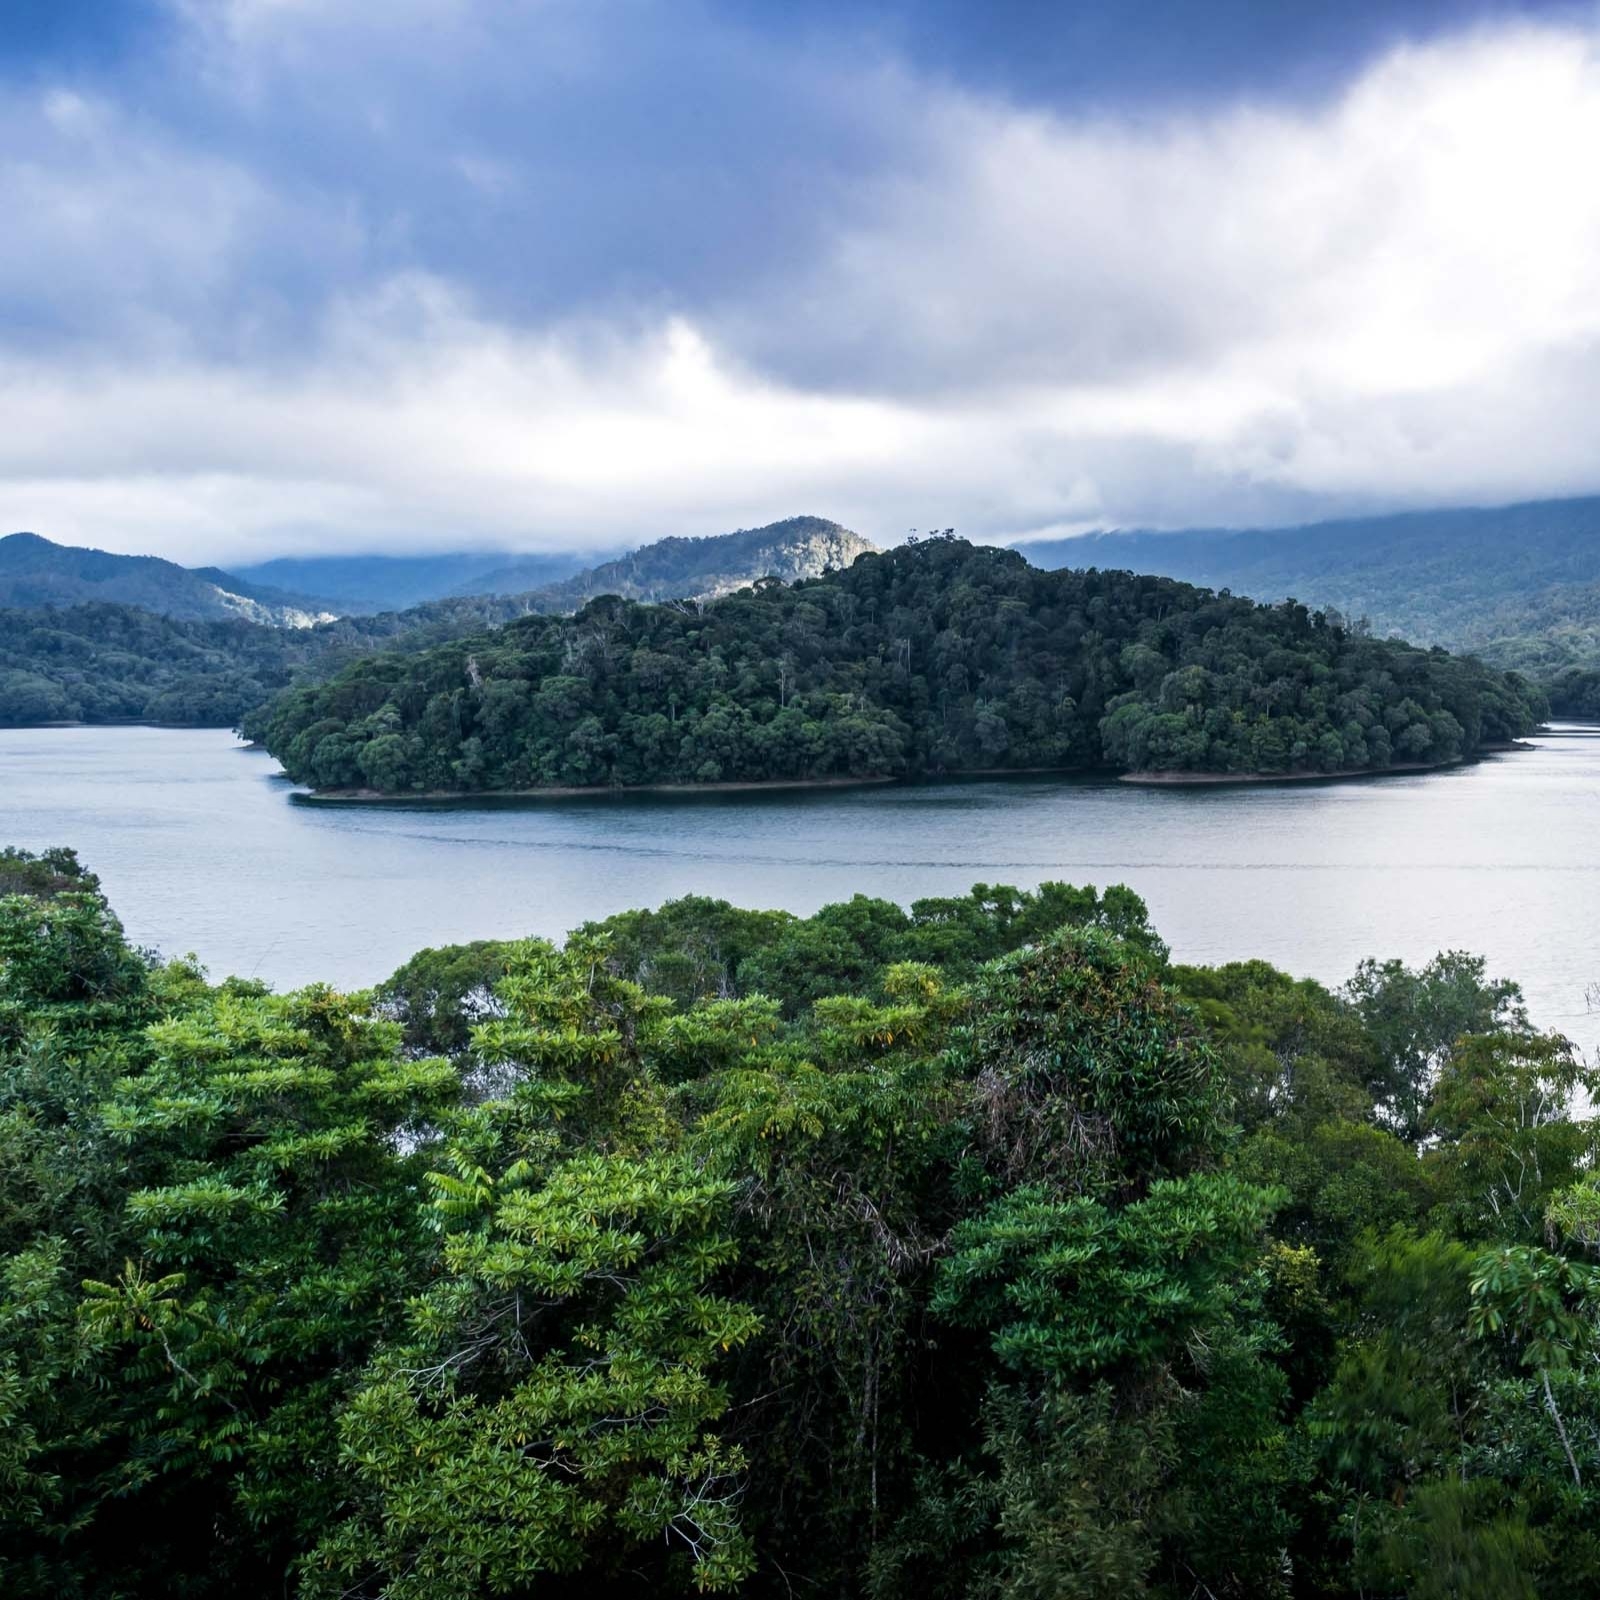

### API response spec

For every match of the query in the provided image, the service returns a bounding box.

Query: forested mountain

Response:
[1021,496,1600,645]
[1020,496,1600,709]
[467,515,874,605]
[5,846,1598,1598]
[0,532,336,625]
[253,535,1543,794]
[0,519,881,727]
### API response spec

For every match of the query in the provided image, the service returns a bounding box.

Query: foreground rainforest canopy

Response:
[3,845,1598,1599]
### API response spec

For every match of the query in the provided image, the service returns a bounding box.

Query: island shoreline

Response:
[289,741,1539,805]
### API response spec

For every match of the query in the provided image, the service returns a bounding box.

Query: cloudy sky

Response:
[3,0,1599,563]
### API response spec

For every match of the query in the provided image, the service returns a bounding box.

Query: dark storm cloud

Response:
[1,0,1597,562]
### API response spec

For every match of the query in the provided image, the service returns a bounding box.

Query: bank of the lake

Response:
[295,774,900,804]
[1121,740,1540,786]
[296,752,1534,803]
[0,722,1595,1057]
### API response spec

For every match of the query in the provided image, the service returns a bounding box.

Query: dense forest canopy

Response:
[251,536,1544,793]
[0,603,329,726]
[4,844,1599,1598]
[0,588,688,728]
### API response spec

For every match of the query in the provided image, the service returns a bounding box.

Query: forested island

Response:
[251,536,1544,794]
[4,845,1598,1598]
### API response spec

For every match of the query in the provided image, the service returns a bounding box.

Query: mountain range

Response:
[0,517,881,727]
[9,498,1600,730]
[1016,495,1600,673]
[1,517,875,628]
[0,532,340,626]
[229,551,599,613]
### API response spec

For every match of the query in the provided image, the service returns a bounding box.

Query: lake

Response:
[2,724,1597,1052]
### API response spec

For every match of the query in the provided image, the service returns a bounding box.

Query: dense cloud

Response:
[1,1,1598,561]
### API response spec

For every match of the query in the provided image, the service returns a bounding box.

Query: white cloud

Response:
[0,282,1104,562]
[4,15,1600,560]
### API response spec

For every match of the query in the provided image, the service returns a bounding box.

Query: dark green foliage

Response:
[950,929,1220,1191]
[6,843,1600,1597]
[1543,664,1600,718]
[253,538,1543,792]
[0,596,581,728]
[374,939,513,1057]
[1025,497,1600,714]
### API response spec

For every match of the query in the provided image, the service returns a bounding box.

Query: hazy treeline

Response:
[0,595,573,728]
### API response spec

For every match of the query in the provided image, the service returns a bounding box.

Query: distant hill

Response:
[0,532,337,626]
[1017,496,1600,654]
[231,551,594,614]
[214,519,871,613]
[443,551,619,599]
[498,516,875,612]
[0,516,881,726]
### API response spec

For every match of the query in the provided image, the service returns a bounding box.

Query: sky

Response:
[2,0,1599,564]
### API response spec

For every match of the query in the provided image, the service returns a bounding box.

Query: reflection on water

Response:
[2,724,1596,1054]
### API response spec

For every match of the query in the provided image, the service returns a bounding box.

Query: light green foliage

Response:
[582,881,1166,1018]
[309,937,761,1596]
[1343,950,1527,1141]
[933,1175,1279,1380]
[7,845,1600,1597]
[1428,1031,1600,1239]
[310,1152,761,1597]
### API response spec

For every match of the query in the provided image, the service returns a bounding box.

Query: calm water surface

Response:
[2,725,1597,1052]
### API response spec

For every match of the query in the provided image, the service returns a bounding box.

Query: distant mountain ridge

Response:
[1015,496,1600,656]
[4,517,875,632]
[223,519,872,614]
[230,551,599,614]
[0,532,338,627]
[0,516,881,726]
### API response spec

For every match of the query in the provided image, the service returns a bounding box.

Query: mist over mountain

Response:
[441,552,621,600]
[231,551,596,614]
